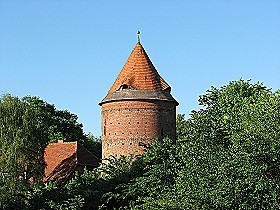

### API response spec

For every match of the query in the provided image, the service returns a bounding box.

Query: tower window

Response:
[161,128,164,137]
[122,84,129,89]
[118,84,133,91]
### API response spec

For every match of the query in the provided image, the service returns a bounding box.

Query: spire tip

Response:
[137,31,141,43]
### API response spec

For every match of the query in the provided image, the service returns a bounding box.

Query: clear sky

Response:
[1,0,279,136]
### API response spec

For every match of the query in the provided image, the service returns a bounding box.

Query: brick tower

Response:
[99,37,178,159]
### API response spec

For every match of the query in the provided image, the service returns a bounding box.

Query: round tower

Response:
[99,39,178,159]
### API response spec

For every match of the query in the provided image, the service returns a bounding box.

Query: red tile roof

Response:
[44,141,99,182]
[108,42,170,93]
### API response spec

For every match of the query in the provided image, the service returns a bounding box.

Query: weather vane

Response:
[137,31,141,43]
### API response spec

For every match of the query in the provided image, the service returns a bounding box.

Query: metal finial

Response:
[137,31,141,43]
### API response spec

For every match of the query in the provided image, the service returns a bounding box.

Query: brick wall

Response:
[101,99,176,158]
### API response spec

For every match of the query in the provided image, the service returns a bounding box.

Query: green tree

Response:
[0,94,48,208]
[175,80,280,209]
[0,94,101,208]
[23,96,102,158]
[23,80,280,209]
[176,113,188,140]
[27,155,143,209]
[23,96,85,143]
[113,80,280,209]
[119,138,181,209]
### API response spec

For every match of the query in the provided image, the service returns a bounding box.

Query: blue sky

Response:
[0,0,279,136]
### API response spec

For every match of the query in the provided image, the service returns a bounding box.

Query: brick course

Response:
[101,100,176,158]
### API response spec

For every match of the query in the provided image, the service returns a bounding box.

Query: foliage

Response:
[176,80,280,209]
[176,113,188,140]
[0,94,48,208]
[23,96,85,143]
[2,80,280,209]
[80,133,102,159]
[105,80,280,209]
[0,94,100,208]
[23,96,102,157]
[118,138,181,209]
[27,181,85,210]
[27,155,144,209]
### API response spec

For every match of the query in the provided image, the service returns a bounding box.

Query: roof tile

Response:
[108,42,170,92]
[44,141,99,182]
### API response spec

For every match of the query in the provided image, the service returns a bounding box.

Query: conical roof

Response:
[100,41,178,106]
[108,42,170,92]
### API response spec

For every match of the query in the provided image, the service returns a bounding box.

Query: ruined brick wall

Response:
[101,100,176,159]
